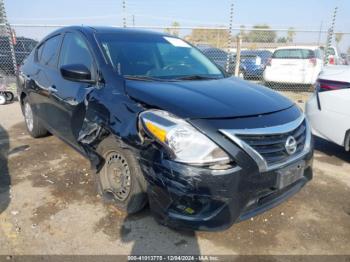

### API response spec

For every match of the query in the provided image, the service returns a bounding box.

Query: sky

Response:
[4,0,350,51]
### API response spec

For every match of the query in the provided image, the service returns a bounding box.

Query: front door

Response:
[45,31,97,149]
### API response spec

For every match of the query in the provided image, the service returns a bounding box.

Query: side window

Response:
[37,43,45,61]
[38,34,61,67]
[59,32,93,73]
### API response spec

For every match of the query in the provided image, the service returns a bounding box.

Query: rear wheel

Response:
[4,91,14,102]
[23,98,48,138]
[96,136,147,214]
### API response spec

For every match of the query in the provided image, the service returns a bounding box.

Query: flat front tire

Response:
[96,136,148,214]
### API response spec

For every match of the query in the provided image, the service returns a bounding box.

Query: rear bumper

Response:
[140,150,313,231]
[264,69,318,84]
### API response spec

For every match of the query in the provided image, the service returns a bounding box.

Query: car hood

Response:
[125,77,294,119]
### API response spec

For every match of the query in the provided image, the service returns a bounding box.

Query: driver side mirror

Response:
[60,64,94,83]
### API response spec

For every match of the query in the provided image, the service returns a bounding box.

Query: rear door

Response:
[45,31,97,148]
[27,34,63,127]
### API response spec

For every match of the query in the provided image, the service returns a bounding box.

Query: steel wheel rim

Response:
[104,151,131,201]
[24,102,34,132]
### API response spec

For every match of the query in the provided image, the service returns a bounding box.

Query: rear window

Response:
[272,49,315,59]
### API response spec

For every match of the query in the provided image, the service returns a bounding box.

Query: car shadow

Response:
[314,136,350,164]
[120,194,201,256]
[0,124,11,214]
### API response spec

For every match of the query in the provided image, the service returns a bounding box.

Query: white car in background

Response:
[264,46,324,85]
[306,66,350,150]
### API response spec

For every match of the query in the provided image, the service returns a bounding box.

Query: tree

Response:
[165,21,180,37]
[187,28,230,48]
[246,24,276,43]
[277,37,287,43]
[287,27,295,43]
[239,25,249,42]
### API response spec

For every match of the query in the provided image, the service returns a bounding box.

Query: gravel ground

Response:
[0,91,349,256]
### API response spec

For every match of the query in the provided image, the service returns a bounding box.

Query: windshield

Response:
[97,33,224,80]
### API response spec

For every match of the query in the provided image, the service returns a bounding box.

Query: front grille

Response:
[235,120,307,166]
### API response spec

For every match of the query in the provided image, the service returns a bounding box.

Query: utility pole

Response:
[132,15,135,27]
[317,20,323,46]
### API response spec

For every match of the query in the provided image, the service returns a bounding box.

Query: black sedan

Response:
[17,26,313,231]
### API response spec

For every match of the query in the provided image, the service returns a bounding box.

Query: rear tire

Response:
[23,98,48,138]
[96,136,148,214]
[4,91,14,102]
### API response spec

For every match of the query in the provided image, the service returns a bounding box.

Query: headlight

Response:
[139,110,230,165]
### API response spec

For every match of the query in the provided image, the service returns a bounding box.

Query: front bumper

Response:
[139,105,313,231]
[139,150,313,231]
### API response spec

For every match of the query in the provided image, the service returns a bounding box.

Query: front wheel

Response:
[96,136,148,214]
[23,98,48,138]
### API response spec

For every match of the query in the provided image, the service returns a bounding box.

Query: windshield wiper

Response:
[174,75,221,81]
[124,75,166,81]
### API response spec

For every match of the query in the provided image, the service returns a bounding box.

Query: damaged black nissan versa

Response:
[17,26,313,231]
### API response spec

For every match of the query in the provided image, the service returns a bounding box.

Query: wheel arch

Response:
[19,91,27,107]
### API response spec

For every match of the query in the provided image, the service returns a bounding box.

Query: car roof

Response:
[47,25,170,38]
[241,50,272,54]
[275,45,320,51]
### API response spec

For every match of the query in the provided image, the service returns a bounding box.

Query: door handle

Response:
[48,85,57,93]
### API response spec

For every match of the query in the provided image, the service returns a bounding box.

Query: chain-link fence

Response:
[0,23,349,92]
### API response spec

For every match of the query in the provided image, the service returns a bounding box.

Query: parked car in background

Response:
[325,46,341,65]
[306,66,350,150]
[264,46,323,85]
[17,26,313,231]
[0,36,38,75]
[199,47,235,74]
[340,53,349,65]
[239,50,272,79]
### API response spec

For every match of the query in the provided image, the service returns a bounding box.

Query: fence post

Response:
[122,0,127,28]
[234,34,242,77]
[5,23,17,76]
[0,0,17,77]
[225,2,234,73]
[325,6,338,65]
